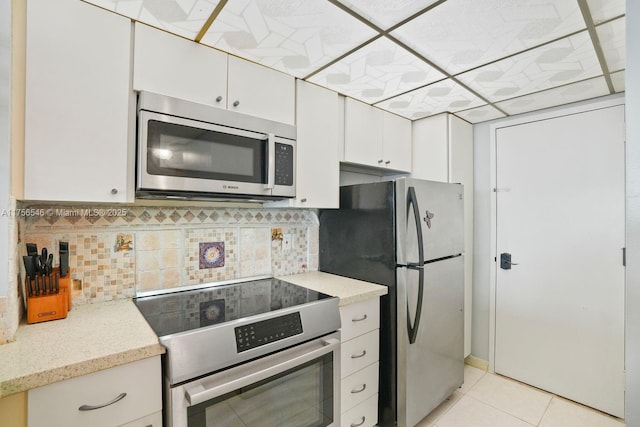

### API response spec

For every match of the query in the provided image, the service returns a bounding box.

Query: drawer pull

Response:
[350,384,367,394]
[352,314,368,322]
[351,416,366,427]
[351,350,367,359]
[78,392,127,411]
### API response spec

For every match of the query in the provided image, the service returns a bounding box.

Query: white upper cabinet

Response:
[227,56,295,125]
[267,81,339,209]
[344,98,411,172]
[24,0,133,202]
[133,23,227,108]
[382,112,412,172]
[411,114,449,182]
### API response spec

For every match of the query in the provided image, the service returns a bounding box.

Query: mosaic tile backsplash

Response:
[22,205,319,304]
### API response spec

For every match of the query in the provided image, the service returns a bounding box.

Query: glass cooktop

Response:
[134,278,332,337]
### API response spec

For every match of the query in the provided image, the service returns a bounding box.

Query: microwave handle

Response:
[184,337,339,406]
[265,133,275,190]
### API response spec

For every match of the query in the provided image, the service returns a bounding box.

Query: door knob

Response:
[500,253,519,270]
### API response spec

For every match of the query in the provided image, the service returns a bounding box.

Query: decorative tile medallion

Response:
[199,242,225,269]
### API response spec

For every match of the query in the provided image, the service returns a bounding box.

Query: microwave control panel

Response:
[235,312,303,352]
[274,143,294,186]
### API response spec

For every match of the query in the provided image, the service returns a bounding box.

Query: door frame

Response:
[487,94,625,373]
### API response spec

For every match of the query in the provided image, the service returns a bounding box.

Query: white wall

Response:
[625,1,640,424]
[0,0,11,298]
[471,93,625,361]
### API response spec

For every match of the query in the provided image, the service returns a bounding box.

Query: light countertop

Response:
[0,299,164,398]
[278,271,387,306]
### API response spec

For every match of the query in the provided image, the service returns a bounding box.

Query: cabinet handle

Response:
[352,314,367,322]
[300,198,307,203]
[78,392,127,411]
[378,159,384,164]
[385,160,390,165]
[351,384,367,394]
[110,188,118,195]
[233,100,240,107]
[215,96,223,103]
[351,416,366,427]
[351,350,367,359]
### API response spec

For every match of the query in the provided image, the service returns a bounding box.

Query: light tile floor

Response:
[415,365,626,427]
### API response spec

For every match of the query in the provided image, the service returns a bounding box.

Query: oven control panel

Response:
[235,312,303,352]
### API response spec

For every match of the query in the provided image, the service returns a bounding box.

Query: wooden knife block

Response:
[26,267,72,324]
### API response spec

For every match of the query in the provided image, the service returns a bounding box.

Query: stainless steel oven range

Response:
[134,277,341,427]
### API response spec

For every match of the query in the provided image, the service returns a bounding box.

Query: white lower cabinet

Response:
[341,394,378,427]
[28,356,162,427]
[339,298,380,427]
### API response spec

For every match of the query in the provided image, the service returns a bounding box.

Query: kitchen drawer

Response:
[340,298,380,342]
[341,362,379,413]
[28,356,161,427]
[341,329,379,378]
[119,410,163,427]
[340,393,378,427]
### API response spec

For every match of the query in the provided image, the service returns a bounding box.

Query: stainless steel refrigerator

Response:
[319,178,464,427]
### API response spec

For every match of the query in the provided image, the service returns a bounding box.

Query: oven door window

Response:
[146,119,266,184]
[187,354,334,427]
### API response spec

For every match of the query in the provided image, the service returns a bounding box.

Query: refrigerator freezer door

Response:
[397,256,464,427]
[397,179,464,264]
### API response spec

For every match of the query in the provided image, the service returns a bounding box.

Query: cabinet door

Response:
[344,98,383,168]
[268,81,339,209]
[28,357,161,427]
[411,114,449,182]
[24,0,132,202]
[227,56,295,125]
[382,112,412,172]
[133,23,227,108]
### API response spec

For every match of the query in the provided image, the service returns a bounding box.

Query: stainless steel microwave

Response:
[136,91,296,200]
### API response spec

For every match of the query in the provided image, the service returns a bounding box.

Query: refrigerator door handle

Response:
[407,186,425,266]
[406,265,424,345]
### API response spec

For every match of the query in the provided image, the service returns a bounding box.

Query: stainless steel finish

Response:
[168,331,341,427]
[138,91,295,140]
[215,96,222,102]
[136,91,296,200]
[110,188,118,194]
[265,133,275,189]
[184,337,340,406]
[162,296,340,385]
[352,314,368,322]
[400,257,464,427]
[400,179,464,262]
[233,100,240,107]
[351,384,367,394]
[78,392,127,411]
[351,350,367,359]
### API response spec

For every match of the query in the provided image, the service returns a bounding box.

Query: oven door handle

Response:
[264,133,275,190]
[184,337,340,406]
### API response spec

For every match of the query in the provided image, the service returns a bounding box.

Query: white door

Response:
[494,105,625,417]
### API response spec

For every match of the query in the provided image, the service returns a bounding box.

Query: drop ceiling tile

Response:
[307,36,446,104]
[610,70,625,93]
[455,104,506,124]
[374,79,486,120]
[586,0,625,24]
[199,0,377,78]
[83,0,221,39]
[495,76,609,115]
[597,17,625,72]
[457,31,601,103]
[333,0,440,30]
[391,0,586,74]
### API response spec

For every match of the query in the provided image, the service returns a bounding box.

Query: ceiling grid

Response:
[81,0,626,124]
